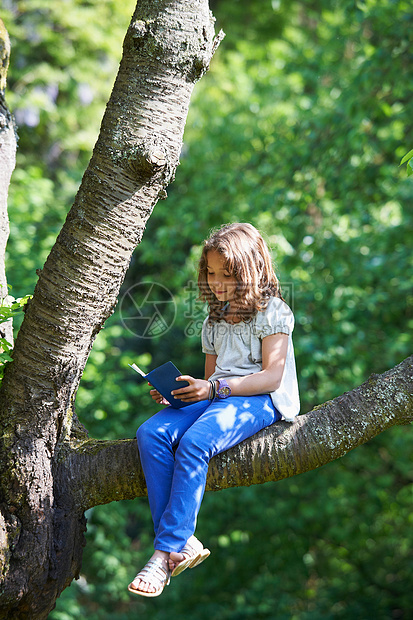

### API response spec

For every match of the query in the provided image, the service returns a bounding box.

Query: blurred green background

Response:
[2,0,413,617]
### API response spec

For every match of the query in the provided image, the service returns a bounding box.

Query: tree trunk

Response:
[0,19,15,347]
[0,2,222,617]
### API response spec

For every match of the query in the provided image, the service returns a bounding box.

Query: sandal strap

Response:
[132,557,170,589]
[180,536,204,559]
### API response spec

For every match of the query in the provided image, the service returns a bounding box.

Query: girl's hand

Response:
[171,375,211,403]
[149,384,170,406]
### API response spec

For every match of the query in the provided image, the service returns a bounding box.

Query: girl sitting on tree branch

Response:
[128,222,299,597]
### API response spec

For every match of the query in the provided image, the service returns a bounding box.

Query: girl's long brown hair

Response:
[198,223,283,322]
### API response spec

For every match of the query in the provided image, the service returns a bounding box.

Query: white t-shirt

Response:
[201,297,300,422]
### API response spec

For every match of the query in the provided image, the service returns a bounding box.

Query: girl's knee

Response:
[136,418,158,446]
[175,430,209,461]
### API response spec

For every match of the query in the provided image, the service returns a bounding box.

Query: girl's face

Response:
[206,250,237,303]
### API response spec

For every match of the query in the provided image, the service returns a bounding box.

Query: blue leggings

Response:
[136,395,281,553]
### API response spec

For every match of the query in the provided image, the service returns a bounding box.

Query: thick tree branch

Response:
[0,0,222,447]
[65,355,413,510]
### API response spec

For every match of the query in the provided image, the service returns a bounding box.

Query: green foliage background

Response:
[2,0,412,617]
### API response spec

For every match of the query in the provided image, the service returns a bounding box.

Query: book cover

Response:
[129,361,190,409]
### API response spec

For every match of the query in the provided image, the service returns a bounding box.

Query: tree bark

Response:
[0,19,15,347]
[0,2,223,618]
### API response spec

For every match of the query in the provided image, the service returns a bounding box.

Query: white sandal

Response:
[171,536,210,577]
[128,556,171,597]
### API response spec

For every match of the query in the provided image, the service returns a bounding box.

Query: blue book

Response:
[129,361,190,409]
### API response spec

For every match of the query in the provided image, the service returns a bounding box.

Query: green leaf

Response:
[400,149,413,166]
[0,338,12,352]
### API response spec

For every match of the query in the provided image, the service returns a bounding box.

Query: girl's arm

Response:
[224,333,288,396]
[171,333,288,402]
[204,353,218,380]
